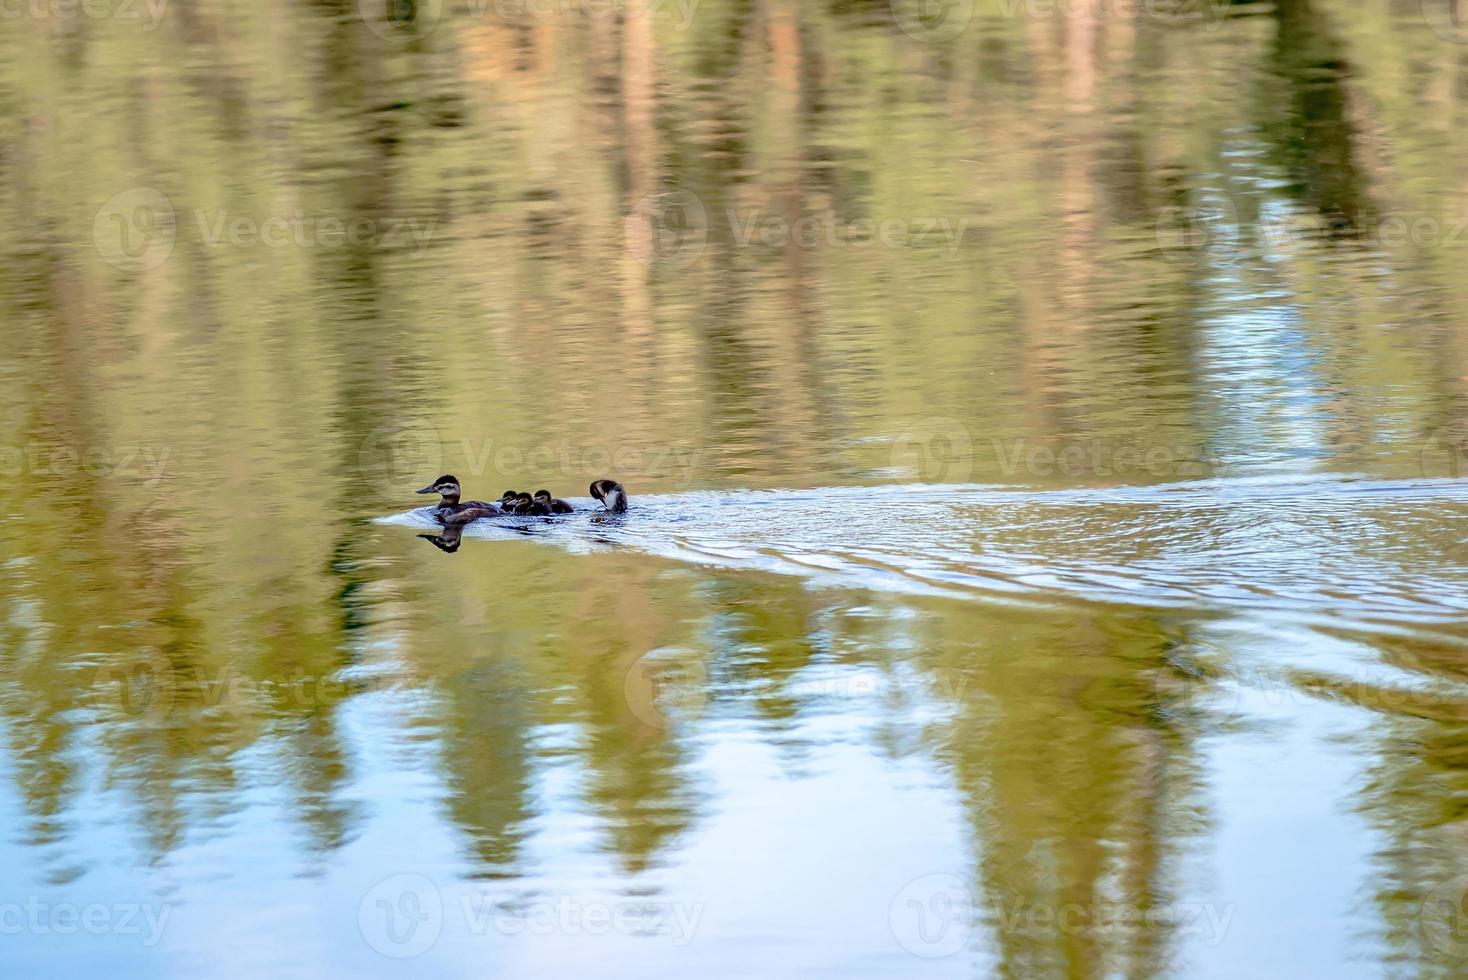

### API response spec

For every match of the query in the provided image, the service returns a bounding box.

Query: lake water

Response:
[4,0,1468,975]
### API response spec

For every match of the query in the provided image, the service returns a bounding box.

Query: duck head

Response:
[416,474,461,504]
[589,479,628,513]
[532,489,552,504]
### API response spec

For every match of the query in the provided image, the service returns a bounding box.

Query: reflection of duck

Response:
[418,524,465,552]
[416,474,502,524]
[534,489,574,514]
[589,479,629,512]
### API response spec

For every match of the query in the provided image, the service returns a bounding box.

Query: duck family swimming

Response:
[416,475,627,525]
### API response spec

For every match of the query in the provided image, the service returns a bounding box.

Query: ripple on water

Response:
[380,475,1468,636]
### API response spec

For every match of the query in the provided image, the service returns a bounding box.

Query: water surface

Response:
[4,0,1468,975]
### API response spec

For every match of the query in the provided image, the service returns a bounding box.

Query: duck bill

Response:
[415,484,437,494]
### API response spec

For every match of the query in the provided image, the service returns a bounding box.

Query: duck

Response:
[589,479,629,512]
[534,489,575,514]
[415,474,503,524]
[510,492,551,516]
[499,489,521,510]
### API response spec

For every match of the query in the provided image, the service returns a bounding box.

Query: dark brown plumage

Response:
[416,474,503,524]
[534,489,574,513]
[589,479,628,512]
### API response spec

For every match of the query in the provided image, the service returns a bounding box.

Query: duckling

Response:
[533,489,574,514]
[499,489,521,510]
[589,479,629,513]
[509,491,551,516]
[415,474,503,524]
